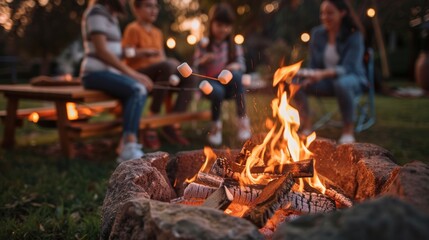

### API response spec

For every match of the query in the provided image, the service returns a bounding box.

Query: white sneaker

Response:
[338,134,356,144]
[208,121,222,146]
[116,142,144,163]
[237,117,251,141]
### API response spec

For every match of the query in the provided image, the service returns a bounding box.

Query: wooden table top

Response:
[0,84,113,102]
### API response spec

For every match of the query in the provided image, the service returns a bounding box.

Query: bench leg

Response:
[55,101,75,159]
[2,97,18,149]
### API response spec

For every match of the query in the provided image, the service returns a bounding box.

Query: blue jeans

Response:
[82,71,147,137]
[294,74,364,125]
[205,70,246,121]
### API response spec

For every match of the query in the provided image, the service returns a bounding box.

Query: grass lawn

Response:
[1,81,428,239]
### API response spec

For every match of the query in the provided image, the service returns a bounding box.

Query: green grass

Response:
[1,81,429,239]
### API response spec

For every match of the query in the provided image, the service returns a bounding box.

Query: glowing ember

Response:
[66,103,79,120]
[28,112,39,123]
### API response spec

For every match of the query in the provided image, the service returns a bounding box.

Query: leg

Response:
[140,60,178,114]
[83,71,147,161]
[333,74,363,142]
[204,80,225,145]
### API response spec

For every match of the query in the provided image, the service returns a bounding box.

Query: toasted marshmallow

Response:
[199,80,213,95]
[218,70,233,84]
[177,62,193,78]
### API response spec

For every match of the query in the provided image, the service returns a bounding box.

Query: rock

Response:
[382,161,429,215]
[273,196,429,240]
[309,139,399,200]
[101,152,176,240]
[110,197,264,240]
[354,156,400,201]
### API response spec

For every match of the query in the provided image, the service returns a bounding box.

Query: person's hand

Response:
[226,63,241,71]
[132,72,153,92]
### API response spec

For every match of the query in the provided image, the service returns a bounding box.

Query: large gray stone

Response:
[382,161,429,215]
[273,197,429,240]
[109,197,263,240]
[101,152,176,240]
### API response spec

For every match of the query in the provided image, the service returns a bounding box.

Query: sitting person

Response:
[122,0,194,149]
[193,2,251,146]
[80,0,152,162]
[294,0,367,144]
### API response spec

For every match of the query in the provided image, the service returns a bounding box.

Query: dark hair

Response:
[95,0,126,14]
[207,2,237,63]
[323,0,363,39]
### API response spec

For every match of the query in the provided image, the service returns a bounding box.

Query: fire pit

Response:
[100,63,429,239]
[100,142,429,239]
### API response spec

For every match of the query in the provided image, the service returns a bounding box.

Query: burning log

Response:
[243,174,295,228]
[210,157,314,180]
[282,191,336,213]
[224,179,264,205]
[183,182,218,200]
[202,186,234,210]
[195,172,224,187]
[324,188,353,208]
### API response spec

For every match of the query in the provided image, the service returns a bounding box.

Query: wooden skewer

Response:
[191,73,219,81]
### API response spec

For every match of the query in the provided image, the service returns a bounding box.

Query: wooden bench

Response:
[0,84,210,158]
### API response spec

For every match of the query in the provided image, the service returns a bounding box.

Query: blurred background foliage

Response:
[0,0,428,83]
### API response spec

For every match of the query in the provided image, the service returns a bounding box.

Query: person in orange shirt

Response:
[122,0,193,149]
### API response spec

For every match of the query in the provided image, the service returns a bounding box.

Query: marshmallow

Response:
[124,47,136,58]
[177,62,193,78]
[241,74,251,87]
[169,74,180,86]
[199,80,213,95]
[200,37,209,48]
[217,70,233,84]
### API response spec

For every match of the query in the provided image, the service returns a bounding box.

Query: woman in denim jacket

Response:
[295,0,367,144]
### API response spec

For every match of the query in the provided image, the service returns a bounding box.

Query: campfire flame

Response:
[186,146,218,183]
[240,61,325,193]
[193,62,326,194]
[28,112,39,123]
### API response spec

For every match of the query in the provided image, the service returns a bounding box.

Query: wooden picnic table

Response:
[0,84,211,159]
[0,84,116,158]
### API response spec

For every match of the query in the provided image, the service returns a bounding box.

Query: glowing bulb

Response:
[301,33,310,43]
[187,35,197,45]
[234,34,245,45]
[367,8,376,18]
[166,37,176,49]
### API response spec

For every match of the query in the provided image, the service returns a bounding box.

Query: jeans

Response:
[205,70,246,121]
[294,74,364,125]
[82,71,147,137]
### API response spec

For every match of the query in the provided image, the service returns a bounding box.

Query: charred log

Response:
[202,186,234,210]
[243,174,295,228]
[325,188,353,208]
[210,157,314,179]
[282,191,336,213]
[183,182,218,200]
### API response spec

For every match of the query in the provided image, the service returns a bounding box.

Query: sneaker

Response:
[142,129,161,150]
[237,117,251,141]
[160,125,190,146]
[116,142,144,163]
[338,134,356,144]
[208,121,222,146]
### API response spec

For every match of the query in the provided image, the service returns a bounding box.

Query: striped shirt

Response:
[80,4,122,76]
[193,40,246,77]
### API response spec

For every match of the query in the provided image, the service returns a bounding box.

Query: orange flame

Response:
[186,146,217,183]
[241,61,326,193]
